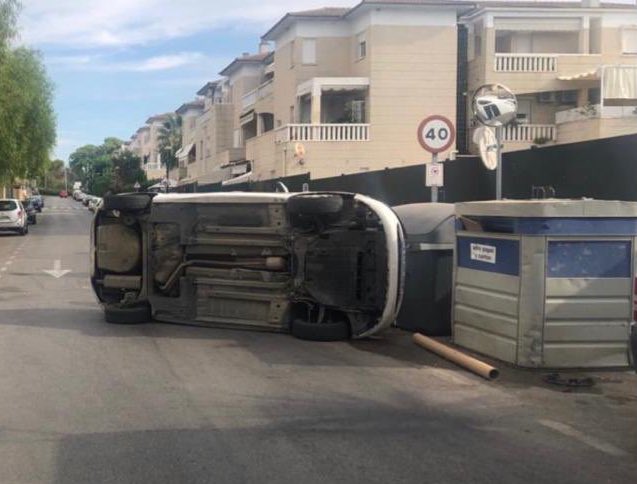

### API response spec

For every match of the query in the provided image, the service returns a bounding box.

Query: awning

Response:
[222,171,252,186]
[603,65,637,104]
[558,69,600,81]
[240,110,255,126]
[176,143,195,161]
[297,77,370,97]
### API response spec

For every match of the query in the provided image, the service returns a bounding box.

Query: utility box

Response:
[453,199,637,368]
[394,203,455,336]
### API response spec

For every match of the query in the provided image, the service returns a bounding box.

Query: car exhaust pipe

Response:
[413,333,500,381]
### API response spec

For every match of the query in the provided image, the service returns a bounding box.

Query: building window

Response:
[622,27,637,54]
[200,141,203,160]
[302,39,316,64]
[357,33,367,60]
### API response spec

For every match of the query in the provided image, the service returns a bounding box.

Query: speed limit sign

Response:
[417,115,456,154]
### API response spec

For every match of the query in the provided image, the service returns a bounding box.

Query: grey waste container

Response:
[394,203,455,335]
[453,199,637,368]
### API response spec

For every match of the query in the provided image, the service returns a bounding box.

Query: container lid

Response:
[455,199,637,218]
[393,203,456,244]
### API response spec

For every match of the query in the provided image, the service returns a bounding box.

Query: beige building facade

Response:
[243,1,469,183]
[464,1,637,152]
[125,1,637,188]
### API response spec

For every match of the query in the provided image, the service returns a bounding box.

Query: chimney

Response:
[259,41,271,54]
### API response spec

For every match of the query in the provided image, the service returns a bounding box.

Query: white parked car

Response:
[90,191,405,341]
[88,197,103,212]
[0,199,28,235]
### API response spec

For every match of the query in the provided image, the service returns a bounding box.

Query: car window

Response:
[0,201,17,211]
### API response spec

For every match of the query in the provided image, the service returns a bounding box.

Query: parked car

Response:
[59,190,68,198]
[73,190,84,201]
[24,198,38,225]
[88,197,102,212]
[0,199,28,235]
[90,191,405,341]
[31,194,44,212]
[82,194,93,207]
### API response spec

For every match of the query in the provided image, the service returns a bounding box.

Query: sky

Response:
[15,0,637,162]
[17,0,353,162]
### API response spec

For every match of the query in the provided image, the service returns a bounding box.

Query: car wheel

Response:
[288,194,343,215]
[291,318,350,342]
[103,194,153,212]
[104,304,151,325]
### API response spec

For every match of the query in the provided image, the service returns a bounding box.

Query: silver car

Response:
[90,191,405,341]
[0,199,29,235]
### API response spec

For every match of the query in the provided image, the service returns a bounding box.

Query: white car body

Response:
[91,191,405,339]
[0,199,28,235]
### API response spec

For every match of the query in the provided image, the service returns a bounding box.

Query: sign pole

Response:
[431,153,439,203]
[496,126,503,200]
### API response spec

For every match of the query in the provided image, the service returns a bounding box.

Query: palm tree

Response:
[156,114,182,192]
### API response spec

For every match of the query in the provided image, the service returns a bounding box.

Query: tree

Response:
[0,1,56,188]
[157,114,182,190]
[68,138,145,196]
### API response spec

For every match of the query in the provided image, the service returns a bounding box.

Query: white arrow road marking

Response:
[538,419,628,457]
[43,259,72,279]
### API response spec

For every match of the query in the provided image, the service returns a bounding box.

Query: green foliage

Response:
[157,114,182,180]
[68,138,147,196]
[0,1,56,185]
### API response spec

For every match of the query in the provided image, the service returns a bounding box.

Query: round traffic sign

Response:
[417,115,456,154]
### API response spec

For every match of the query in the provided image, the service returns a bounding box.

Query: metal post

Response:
[496,126,503,200]
[431,152,439,203]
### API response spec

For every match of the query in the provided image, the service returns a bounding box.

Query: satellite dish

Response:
[473,126,498,171]
[472,83,518,128]
[294,143,306,160]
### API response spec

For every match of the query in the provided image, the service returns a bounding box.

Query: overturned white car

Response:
[90,191,405,341]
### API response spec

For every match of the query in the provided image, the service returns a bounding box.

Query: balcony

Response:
[494,54,557,73]
[241,80,275,110]
[503,124,556,143]
[275,124,370,143]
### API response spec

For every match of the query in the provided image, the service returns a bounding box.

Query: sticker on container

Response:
[470,243,497,264]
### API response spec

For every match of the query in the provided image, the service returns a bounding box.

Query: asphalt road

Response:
[0,196,635,484]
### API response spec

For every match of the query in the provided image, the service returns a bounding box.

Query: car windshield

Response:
[0,201,17,211]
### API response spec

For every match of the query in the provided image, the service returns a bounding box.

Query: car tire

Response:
[20,225,28,236]
[104,304,151,325]
[291,318,350,342]
[103,194,153,212]
[288,194,343,215]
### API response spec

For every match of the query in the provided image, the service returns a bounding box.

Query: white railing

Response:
[494,54,558,73]
[503,124,556,142]
[275,124,370,142]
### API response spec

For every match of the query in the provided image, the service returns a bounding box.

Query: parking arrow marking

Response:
[43,259,72,279]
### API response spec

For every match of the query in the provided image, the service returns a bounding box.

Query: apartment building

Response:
[464,0,637,151]
[241,0,470,183]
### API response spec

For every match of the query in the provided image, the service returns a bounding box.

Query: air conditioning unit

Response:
[537,92,555,104]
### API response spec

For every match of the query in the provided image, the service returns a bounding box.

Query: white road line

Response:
[538,419,628,457]
[5,261,12,266]
[1,268,6,272]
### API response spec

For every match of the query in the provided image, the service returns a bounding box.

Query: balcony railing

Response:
[241,80,275,110]
[556,104,637,124]
[275,123,370,143]
[503,124,556,142]
[494,54,558,73]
